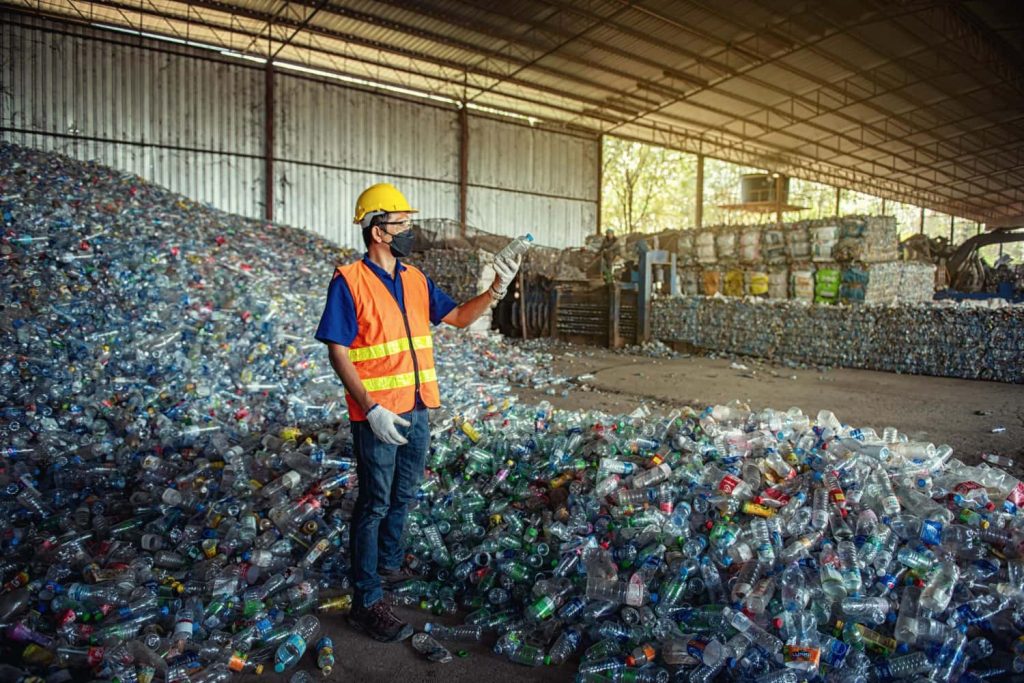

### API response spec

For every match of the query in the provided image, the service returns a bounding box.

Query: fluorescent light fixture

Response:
[273,61,457,106]
[465,102,539,125]
[91,22,222,52]
[220,50,267,64]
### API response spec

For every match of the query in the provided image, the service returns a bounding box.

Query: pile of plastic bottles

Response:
[653,296,1024,383]
[405,401,1024,682]
[2,142,1024,683]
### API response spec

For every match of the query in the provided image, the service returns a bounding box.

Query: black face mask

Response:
[384,228,415,258]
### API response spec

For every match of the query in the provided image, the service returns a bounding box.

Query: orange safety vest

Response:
[333,260,441,421]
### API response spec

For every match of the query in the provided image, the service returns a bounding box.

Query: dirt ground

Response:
[251,342,1024,683]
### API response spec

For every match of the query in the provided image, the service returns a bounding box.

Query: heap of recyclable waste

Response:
[1,143,1023,683]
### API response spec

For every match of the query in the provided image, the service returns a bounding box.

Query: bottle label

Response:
[783,645,821,668]
[718,475,740,495]
[687,635,711,663]
[741,502,774,518]
[821,638,850,667]
[760,487,791,505]
[953,481,984,495]
[919,519,943,546]
[1006,482,1024,508]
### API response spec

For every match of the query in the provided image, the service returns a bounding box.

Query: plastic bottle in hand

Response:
[495,234,534,261]
[273,614,321,672]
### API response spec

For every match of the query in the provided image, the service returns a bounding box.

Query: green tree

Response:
[602,137,696,233]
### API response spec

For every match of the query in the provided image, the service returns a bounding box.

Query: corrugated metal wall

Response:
[468,115,599,248]
[273,74,459,246]
[0,16,265,218]
[0,14,599,249]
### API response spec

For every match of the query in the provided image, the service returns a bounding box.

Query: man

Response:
[599,229,621,284]
[315,183,521,642]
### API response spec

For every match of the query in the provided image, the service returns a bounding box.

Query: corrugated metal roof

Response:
[6,0,1024,220]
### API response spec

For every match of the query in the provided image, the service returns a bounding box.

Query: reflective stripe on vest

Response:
[347,334,433,363]
[361,367,438,392]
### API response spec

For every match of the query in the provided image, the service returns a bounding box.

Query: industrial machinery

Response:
[496,247,676,348]
[903,226,1024,301]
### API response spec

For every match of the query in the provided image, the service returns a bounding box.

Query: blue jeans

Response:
[348,407,429,608]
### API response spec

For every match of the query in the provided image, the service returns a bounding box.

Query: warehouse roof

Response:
[7,0,1024,223]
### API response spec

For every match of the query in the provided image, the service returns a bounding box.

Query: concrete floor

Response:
[254,343,1024,683]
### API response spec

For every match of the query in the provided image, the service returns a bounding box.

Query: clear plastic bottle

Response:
[632,463,672,489]
[315,636,334,675]
[273,614,320,673]
[819,541,847,600]
[412,632,453,663]
[585,572,648,607]
[721,606,784,660]
[783,611,820,674]
[870,651,931,681]
[919,560,959,612]
[495,234,534,260]
[545,627,581,665]
[423,622,484,642]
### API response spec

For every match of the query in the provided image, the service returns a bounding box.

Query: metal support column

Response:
[695,153,704,230]
[596,134,604,235]
[608,283,621,349]
[834,187,841,216]
[263,63,274,222]
[949,215,955,243]
[518,271,528,340]
[458,105,469,238]
[919,207,925,234]
[636,249,676,344]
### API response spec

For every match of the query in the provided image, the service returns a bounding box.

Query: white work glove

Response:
[365,404,410,445]
[489,253,522,301]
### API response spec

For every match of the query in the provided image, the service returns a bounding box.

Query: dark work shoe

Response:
[379,565,424,585]
[348,600,414,643]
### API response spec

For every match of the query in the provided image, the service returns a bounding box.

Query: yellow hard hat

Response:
[353,183,418,224]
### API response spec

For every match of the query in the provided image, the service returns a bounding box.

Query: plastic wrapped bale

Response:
[814,265,841,304]
[899,262,937,302]
[723,268,745,297]
[811,223,839,262]
[674,230,696,266]
[701,268,723,296]
[841,261,937,304]
[768,267,788,300]
[695,230,717,265]
[840,263,871,304]
[679,267,701,296]
[786,222,812,261]
[739,227,762,264]
[745,268,769,298]
[762,227,787,264]
[833,215,899,263]
[791,266,816,302]
[715,227,739,263]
